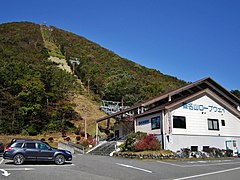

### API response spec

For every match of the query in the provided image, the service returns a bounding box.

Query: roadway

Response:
[1,155,240,179]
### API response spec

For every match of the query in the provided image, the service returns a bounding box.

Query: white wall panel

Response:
[171,95,240,136]
[169,134,240,152]
[135,114,162,134]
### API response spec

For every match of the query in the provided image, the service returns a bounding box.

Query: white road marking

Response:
[158,160,240,167]
[5,168,34,171]
[116,163,152,173]
[184,161,240,167]
[157,161,183,167]
[174,166,240,180]
[0,169,11,177]
[0,159,4,164]
[0,167,34,177]
[222,160,232,162]
[187,161,207,164]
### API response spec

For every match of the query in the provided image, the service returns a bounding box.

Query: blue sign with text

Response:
[138,120,150,126]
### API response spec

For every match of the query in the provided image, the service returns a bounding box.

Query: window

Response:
[173,116,186,129]
[203,146,210,152]
[38,143,49,150]
[12,142,23,148]
[151,116,161,130]
[24,143,36,149]
[191,146,198,152]
[208,119,219,130]
[221,120,225,126]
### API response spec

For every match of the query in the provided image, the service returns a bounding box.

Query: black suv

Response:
[3,139,72,165]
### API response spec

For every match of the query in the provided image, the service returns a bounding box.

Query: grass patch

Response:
[49,51,65,59]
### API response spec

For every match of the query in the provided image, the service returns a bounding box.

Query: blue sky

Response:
[0,0,239,90]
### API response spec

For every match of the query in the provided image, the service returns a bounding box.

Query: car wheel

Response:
[13,154,25,165]
[55,154,65,165]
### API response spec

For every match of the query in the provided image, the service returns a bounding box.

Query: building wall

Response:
[135,114,164,147]
[135,114,162,135]
[114,123,123,138]
[170,135,240,152]
[166,95,240,151]
[114,121,134,138]
[171,95,240,136]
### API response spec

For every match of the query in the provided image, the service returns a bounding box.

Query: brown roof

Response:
[141,77,240,107]
[135,88,240,118]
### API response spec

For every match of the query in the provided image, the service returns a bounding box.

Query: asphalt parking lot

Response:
[1,155,240,180]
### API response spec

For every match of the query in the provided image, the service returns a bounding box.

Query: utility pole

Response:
[83,105,87,139]
[87,78,90,96]
[95,123,99,144]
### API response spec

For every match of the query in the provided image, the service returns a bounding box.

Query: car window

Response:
[38,143,49,150]
[12,142,23,148]
[24,142,36,149]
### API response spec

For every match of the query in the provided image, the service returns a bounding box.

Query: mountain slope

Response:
[0,22,81,134]
[47,56,106,134]
[0,21,187,135]
[47,25,187,105]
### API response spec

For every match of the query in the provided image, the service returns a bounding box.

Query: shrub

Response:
[87,135,93,141]
[64,137,71,142]
[80,131,85,137]
[48,137,54,143]
[226,149,233,157]
[75,127,81,135]
[120,131,147,152]
[206,147,226,157]
[62,129,66,137]
[181,148,191,157]
[76,136,81,141]
[81,139,90,147]
[21,129,29,136]
[134,134,161,151]
[80,136,96,147]
[26,125,38,136]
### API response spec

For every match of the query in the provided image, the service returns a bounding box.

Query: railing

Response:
[105,135,127,142]
[58,141,84,154]
[87,141,117,156]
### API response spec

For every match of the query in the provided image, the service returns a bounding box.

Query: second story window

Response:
[208,119,219,130]
[173,116,186,129]
[221,120,225,126]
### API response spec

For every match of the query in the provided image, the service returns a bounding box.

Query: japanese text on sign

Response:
[182,103,225,113]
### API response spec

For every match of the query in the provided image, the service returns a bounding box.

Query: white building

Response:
[96,77,240,152]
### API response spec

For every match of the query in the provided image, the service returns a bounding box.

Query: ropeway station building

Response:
[96,77,240,153]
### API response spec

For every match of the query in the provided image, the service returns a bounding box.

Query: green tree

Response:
[231,90,240,98]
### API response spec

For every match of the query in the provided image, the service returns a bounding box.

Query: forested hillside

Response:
[50,26,187,105]
[1,21,237,135]
[0,22,81,135]
[231,90,240,99]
